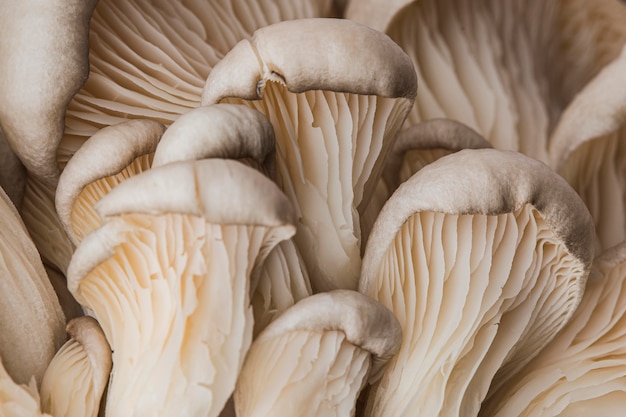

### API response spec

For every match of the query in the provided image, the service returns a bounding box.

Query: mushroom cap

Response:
[362,148,595,289]
[201,18,417,105]
[56,119,166,244]
[152,104,275,172]
[257,289,402,379]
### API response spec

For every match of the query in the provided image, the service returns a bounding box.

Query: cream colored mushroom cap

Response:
[152,104,275,169]
[362,149,595,293]
[55,119,166,241]
[67,159,296,298]
[201,18,417,104]
[258,289,402,379]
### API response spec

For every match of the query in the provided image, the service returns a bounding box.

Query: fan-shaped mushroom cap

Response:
[0,0,96,185]
[40,316,112,417]
[480,242,626,416]
[360,149,594,417]
[67,159,296,417]
[234,290,401,417]
[202,18,416,291]
[152,104,275,174]
[56,119,165,246]
[0,187,66,386]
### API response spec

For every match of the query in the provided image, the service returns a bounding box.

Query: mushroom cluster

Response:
[1,0,626,416]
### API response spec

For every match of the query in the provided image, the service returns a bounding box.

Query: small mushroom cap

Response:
[56,119,166,243]
[258,289,402,379]
[362,149,595,292]
[201,18,417,105]
[152,104,275,171]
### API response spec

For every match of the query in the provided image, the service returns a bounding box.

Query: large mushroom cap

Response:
[360,148,595,417]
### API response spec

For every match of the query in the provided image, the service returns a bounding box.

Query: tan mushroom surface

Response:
[39,316,112,417]
[234,290,401,417]
[67,159,296,417]
[0,358,51,417]
[202,18,417,292]
[479,242,626,417]
[359,149,594,417]
[0,187,66,386]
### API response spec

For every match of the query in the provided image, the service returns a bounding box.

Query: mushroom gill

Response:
[0,358,51,417]
[359,149,594,417]
[67,159,296,417]
[202,18,417,292]
[480,242,626,416]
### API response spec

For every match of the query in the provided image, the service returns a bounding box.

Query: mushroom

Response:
[39,316,112,417]
[233,290,402,417]
[67,159,296,417]
[0,186,66,386]
[0,358,51,417]
[202,18,417,291]
[56,119,166,247]
[0,128,26,209]
[548,45,626,254]
[362,118,491,241]
[480,242,626,416]
[151,104,312,335]
[359,149,595,417]
[346,0,626,164]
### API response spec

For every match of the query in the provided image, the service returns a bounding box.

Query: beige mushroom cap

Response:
[152,104,275,172]
[201,18,417,105]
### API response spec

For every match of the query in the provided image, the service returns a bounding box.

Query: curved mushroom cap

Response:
[481,242,626,416]
[67,159,295,417]
[0,187,66,386]
[362,119,491,240]
[0,358,52,417]
[60,0,340,164]
[348,0,626,166]
[549,46,626,254]
[152,104,275,173]
[202,18,416,291]
[0,0,96,185]
[360,149,595,417]
[234,290,401,417]
[40,316,112,417]
[56,119,165,246]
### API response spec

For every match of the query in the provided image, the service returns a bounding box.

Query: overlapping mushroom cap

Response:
[202,17,417,291]
[360,149,595,417]
[67,159,296,417]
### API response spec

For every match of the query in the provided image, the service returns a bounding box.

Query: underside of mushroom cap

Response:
[202,18,416,104]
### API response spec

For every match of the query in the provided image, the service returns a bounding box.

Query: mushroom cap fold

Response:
[56,119,166,245]
[151,104,275,172]
[201,18,417,105]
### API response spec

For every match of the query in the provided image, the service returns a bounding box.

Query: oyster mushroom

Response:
[234,290,401,417]
[67,159,296,417]
[56,119,166,246]
[40,316,112,417]
[0,187,65,386]
[202,18,417,291]
[480,242,626,416]
[360,149,595,417]
[347,0,626,164]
